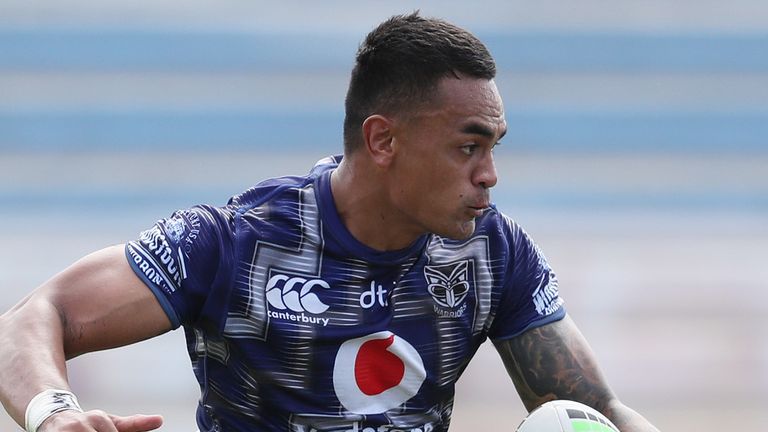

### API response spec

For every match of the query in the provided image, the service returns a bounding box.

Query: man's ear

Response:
[361,114,395,167]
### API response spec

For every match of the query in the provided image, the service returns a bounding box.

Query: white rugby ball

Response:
[516,400,620,432]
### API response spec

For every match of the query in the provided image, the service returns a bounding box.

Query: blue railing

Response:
[2,29,766,153]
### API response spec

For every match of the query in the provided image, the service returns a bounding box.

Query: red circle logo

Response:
[333,331,426,414]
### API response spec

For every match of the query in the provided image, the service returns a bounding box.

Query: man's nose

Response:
[476,152,498,189]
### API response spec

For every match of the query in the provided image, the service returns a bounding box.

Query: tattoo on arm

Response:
[494,315,615,413]
[495,315,661,431]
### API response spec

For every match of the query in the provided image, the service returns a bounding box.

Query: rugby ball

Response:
[516,400,620,432]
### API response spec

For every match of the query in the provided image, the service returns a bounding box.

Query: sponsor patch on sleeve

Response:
[126,241,179,294]
[531,270,563,317]
[126,219,189,295]
[126,210,204,296]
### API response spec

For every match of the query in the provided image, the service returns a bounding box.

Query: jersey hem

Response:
[489,307,567,341]
[124,243,182,329]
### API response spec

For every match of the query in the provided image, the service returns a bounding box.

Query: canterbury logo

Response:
[265,274,330,314]
[424,260,471,308]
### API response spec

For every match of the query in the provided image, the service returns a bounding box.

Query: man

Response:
[0,13,660,432]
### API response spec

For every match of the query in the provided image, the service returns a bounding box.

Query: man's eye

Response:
[460,144,478,155]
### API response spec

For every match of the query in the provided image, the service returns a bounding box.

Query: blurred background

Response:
[1,0,767,430]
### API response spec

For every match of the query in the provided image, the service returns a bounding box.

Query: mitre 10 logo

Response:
[332,331,426,414]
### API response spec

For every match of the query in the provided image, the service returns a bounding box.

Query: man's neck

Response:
[330,159,423,251]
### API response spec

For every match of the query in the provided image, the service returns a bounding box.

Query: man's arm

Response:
[493,314,660,432]
[0,245,172,431]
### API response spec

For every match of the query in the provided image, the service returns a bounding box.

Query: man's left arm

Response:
[493,314,661,432]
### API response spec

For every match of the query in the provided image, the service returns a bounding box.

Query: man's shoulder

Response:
[228,175,311,208]
[227,155,339,210]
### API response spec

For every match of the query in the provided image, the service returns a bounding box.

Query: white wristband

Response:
[24,389,84,432]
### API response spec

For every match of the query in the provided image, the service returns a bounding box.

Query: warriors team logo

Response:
[333,331,426,414]
[424,260,471,309]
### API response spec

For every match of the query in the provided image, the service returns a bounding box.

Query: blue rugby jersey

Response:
[125,156,565,432]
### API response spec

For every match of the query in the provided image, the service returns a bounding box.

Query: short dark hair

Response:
[342,12,497,154]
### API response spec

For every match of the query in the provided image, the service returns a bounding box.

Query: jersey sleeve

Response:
[125,205,234,329]
[488,215,566,340]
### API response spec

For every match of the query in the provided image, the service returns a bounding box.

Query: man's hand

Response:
[39,410,163,432]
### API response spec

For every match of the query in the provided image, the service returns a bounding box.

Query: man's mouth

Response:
[468,204,489,217]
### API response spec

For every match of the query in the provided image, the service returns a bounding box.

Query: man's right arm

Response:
[0,244,173,431]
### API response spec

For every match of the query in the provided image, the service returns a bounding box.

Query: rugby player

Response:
[0,12,660,432]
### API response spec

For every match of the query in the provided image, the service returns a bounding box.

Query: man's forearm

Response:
[0,294,72,427]
[495,316,661,432]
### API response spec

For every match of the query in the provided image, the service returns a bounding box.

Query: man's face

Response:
[387,76,507,240]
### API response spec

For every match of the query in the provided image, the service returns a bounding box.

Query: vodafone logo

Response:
[333,331,426,414]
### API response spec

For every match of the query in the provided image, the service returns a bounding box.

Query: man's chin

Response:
[436,220,476,241]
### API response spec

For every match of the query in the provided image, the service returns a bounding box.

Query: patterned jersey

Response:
[125,155,565,432]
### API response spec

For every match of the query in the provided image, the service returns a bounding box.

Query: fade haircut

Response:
[343,12,497,154]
